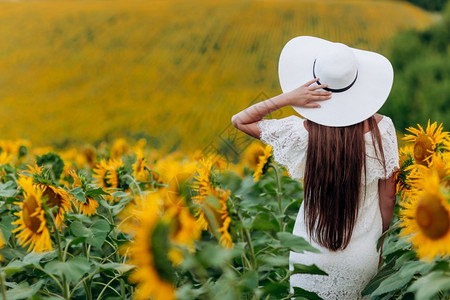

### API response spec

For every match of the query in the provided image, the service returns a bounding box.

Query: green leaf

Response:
[99,198,131,215]
[4,261,30,276]
[44,257,91,282]
[258,255,288,267]
[292,264,328,276]
[276,232,320,253]
[22,251,57,265]
[293,287,323,300]
[382,237,411,256]
[67,236,87,246]
[70,187,86,203]
[85,186,110,197]
[65,213,93,223]
[70,219,110,248]
[240,270,258,291]
[176,284,207,300]
[4,252,56,275]
[196,242,241,268]
[252,213,276,231]
[36,152,64,180]
[95,262,135,274]
[111,191,130,198]
[0,181,18,197]
[3,280,44,300]
[371,259,433,296]
[370,271,412,296]
[264,282,287,294]
[0,215,15,241]
[361,259,397,296]
[407,271,450,300]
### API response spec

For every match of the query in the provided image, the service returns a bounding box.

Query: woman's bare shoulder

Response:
[374,113,384,123]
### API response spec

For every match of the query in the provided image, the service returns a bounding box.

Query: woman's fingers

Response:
[309,83,328,91]
[302,77,320,87]
[311,90,332,96]
[303,102,322,108]
[311,95,332,101]
[302,78,328,90]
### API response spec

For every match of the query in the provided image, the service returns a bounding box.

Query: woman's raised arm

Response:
[231,78,331,139]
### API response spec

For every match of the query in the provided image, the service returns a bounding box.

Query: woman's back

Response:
[257,114,399,299]
[232,35,398,299]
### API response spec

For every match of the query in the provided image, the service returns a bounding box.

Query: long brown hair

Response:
[303,116,386,251]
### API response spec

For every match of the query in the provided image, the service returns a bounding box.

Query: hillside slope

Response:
[0,0,432,154]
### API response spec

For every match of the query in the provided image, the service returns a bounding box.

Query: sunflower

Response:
[402,152,450,203]
[76,197,99,217]
[0,230,5,260]
[395,145,415,200]
[155,153,198,186]
[242,141,266,169]
[403,120,449,166]
[132,148,149,182]
[69,170,99,216]
[126,194,176,300]
[164,201,202,265]
[93,159,125,202]
[93,160,113,189]
[192,157,215,230]
[80,146,97,168]
[104,159,124,190]
[39,184,72,227]
[12,176,52,253]
[194,187,233,249]
[253,145,273,182]
[0,151,13,165]
[399,171,450,261]
[111,138,130,159]
[213,187,233,249]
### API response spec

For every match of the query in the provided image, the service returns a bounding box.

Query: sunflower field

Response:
[0,119,448,300]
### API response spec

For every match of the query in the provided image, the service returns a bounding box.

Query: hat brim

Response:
[278,36,393,127]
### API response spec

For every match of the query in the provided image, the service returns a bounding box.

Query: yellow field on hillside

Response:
[0,0,432,156]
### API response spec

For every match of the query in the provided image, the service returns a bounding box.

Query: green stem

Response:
[48,213,69,299]
[0,270,7,300]
[272,164,286,232]
[81,243,92,300]
[40,289,65,298]
[95,277,122,299]
[48,214,63,262]
[279,271,293,283]
[69,274,94,299]
[36,266,64,291]
[107,208,126,299]
[83,281,92,300]
[123,174,143,197]
[237,213,257,270]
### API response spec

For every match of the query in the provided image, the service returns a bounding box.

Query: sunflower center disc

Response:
[23,198,42,233]
[414,135,433,166]
[415,193,450,240]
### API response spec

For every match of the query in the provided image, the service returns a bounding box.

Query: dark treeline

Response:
[405,0,447,11]
[381,2,450,131]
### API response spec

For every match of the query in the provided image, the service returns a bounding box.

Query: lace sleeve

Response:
[257,115,308,180]
[365,116,400,183]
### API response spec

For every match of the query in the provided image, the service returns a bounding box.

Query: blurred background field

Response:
[0,0,447,156]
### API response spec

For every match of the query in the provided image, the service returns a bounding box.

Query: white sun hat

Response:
[278,36,394,127]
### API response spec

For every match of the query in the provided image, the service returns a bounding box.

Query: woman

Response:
[231,36,399,299]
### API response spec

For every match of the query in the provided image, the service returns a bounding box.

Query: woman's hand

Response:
[231,78,331,139]
[286,78,332,108]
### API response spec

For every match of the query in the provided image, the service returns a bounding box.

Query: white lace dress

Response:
[257,115,399,300]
